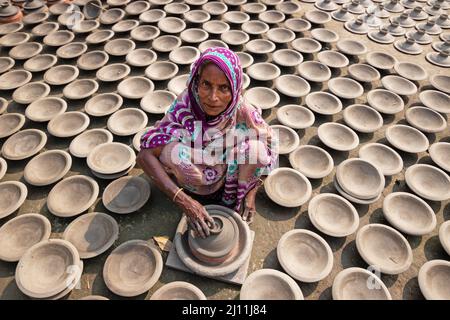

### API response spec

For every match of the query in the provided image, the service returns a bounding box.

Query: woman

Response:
[137,47,277,239]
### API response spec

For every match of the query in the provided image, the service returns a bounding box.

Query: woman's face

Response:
[197,63,232,117]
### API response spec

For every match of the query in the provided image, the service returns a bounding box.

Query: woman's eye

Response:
[221,86,230,92]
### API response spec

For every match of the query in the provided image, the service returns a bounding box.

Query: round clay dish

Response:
[107,108,148,136]
[87,142,136,175]
[85,93,123,117]
[102,176,151,214]
[328,77,364,99]
[44,65,79,86]
[0,70,32,90]
[270,125,300,155]
[419,90,450,114]
[0,181,28,219]
[367,89,404,114]
[305,92,342,115]
[418,260,450,300]
[297,61,331,82]
[141,90,176,114]
[24,54,57,73]
[385,125,429,153]
[96,63,130,82]
[276,105,315,129]
[1,129,47,160]
[150,282,206,300]
[317,123,359,151]
[429,142,450,172]
[69,129,114,158]
[405,164,450,201]
[289,145,334,179]
[118,77,154,99]
[24,150,72,186]
[0,113,25,138]
[405,106,447,133]
[244,87,280,110]
[358,143,403,176]
[47,111,90,138]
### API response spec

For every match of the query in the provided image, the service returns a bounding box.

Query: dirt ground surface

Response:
[0,2,449,300]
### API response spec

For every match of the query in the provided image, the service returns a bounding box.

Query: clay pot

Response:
[24,150,72,186]
[86,30,115,44]
[328,77,364,99]
[311,28,339,43]
[272,49,303,67]
[43,30,74,47]
[336,158,385,200]
[47,175,99,217]
[0,213,51,262]
[394,62,428,81]
[405,164,450,201]
[23,54,57,73]
[419,90,450,114]
[180,28,209,43]
[112,19,139,33]
[356,224,413,274]
[87,142,136,175]
[25,97,66,122]
[223,11,250,24]
[244,87,280,110]
[298,61,331,82]
[0,69,32,90]
[383,192,436,236]
[343,104,383,133]
[1,129,47,160]
[77,51,109,71]
[150,282,206,300]
[96,63,130,82]
[317,123,359,151]
[164,2,190,15]
[167,74,189,96]
[305,91,342,115]
[130,25,160,42]
[366,51,397,70]
[236,51,254,68]
[141,90,176,114]
[104,38,136,56]
[304,9,331,24]
[56,42,87,59]
[367,89,404,114]
[103,240,163,297]
[418,260,450,300]
[118,77,154,99]
[107,108,148,136]
[152,35,182,52]
[145,61,178,81]
[265,167,312,207]
[69,128,113,158]
[0,113,25,138]
[289,145,333,179]
[44,65,79,85]
[276,105,315,129]
[0,56,14,73]
[430,74,450,94]
[405,106,447,133]
[429,142,450,172]
[13,81,50,104]
[275,75,310,98]
[270,125,300,155]
[100,8,125,25]
[308,193,359,237]
[0,3,23,24]
[240,269,303,300]
[47,111,90,138]
[336,39,367,56]
[317,50,349,68]
[9,42,42,60]
[63,212,119,259]
[332,267,392,300]
[277,229,333,282]
[244,39,276,54]
[0,181,27,219]
[385,124,429,153]
[139,9,165,24]
[358,143,403,176]
[439,221,450,255]
[15,239,80,299]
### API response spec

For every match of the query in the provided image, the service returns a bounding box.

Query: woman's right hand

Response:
[176,194,214,238]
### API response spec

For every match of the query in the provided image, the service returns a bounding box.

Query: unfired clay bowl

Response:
[102,176,150,214]
[69,129,114,158]
[184,9,211,24]
[87,142,136,175]
[266,27,295,44]
[332,267,392,300]
[103,240,163,297]
[1,129,47,160]
[317,50,349,68]
[394,62,428,81]
[63,79,99,100]
[305,9,331,24]
[366,51,397,70]
[311,28,339,43]
[56,42,87,59]
[0,32,29,47]
[107,108,148,136]
[308,193,359,237]
[291,38,322,54]
[270,125,300,154]
[12,81,50,104]
[145,61,178,81]
[44,65,79,86]
[157,17,186,34]
[297,61,331,82]
[150,282,206,300]
[405,106,447,133]
[241,20,269,35]
[85,93,123,117]
[348,64,381,82]
[244,87,280,109]
[96,63,130,82]
[383,192,436,236]
[0,213,51,262]
[0,181,28,219]
[272,49,303,67]
[328,77,364,99]
[419,90,450,114]
[139,9,166,24]
[130,25,160,42]
[418,260,450,300]
[0,157,6,180]
[276,105,315,129]
[168,74,189,96]
[385,125,429,153]
[47,111,90,138]
[15,239,80,299]
[9,42,42,60]
[47,175,99,217]
[223,11,250,24]
[289,145,334,179]
[356,224,413,274]
[24,54,57,73]
[141,90,176,114]
[169,46,200,65]
[43,30,74,47]
[430,74,450,94]
[284,18,311,33]
[305,92,342,116]
[0,113,25,138]
[244,39,276,54]
[336,158,385,200]
[439,221,450,256]
[118,77,154,99]
[104,38,136,56]
[247,62,282,81]
[343,104,383,133]
[221,30,250,46]
[112,19,139,33]
[100,8,126,24]
[277,229,333,282]
[358,143,403,176]
[63,212,119,259]
[152,35,182,52]
[275,75,310,98]
[0,57,14,74]
[86,30,115,44]
[77,51,109,71]
[202,21,229,35]
[240,269,303,300]
[429,142,450,172]
[73,20,100,34]
[265,168,312,207]
[367,89,404,114]
[133,127,150,152]
[126,49,157,67]
[318,123,359,151]
[336,39,368,56]
[0,70,32,90]
[381,75,417,96]
[236,51,254,69]
[405,164,450,201]
[24,150,72,186]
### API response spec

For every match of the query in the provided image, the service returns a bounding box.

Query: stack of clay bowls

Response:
[174,205,252,277]
[334,159,385,204]
[87,142,136,180]
[15,239,83,299]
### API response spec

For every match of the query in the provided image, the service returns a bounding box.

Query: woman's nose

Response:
[209,88,219,101]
